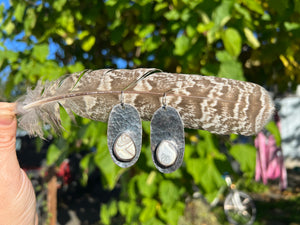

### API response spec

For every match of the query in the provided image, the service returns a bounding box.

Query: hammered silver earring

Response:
[107,91,142,168]
[150,93,185,173]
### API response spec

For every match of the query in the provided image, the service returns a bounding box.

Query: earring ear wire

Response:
[162,92,167,108]
[120,90,124,107]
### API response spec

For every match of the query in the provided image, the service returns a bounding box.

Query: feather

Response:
[16,68,275,137]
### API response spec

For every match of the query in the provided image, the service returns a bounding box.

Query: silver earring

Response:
[107,91,142,168]
[150,93,185,173]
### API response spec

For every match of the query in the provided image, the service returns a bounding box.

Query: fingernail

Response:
[0,116,14,126]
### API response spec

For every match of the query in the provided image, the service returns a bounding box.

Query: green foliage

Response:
[79,153,95,186]
[46,144,61,165]
[229,144,257,178]
[100,200,118,225]
[0,0,296,224]
[2,0,300,92]
[222,28,242,57]
[265,121,282,146]
[185,130,231,202]
[100,168,186,225]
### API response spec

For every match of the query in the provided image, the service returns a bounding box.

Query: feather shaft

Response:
[23,90,237,111]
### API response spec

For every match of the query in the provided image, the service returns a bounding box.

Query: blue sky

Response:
[0,0,9,9]
[0,0,127,78]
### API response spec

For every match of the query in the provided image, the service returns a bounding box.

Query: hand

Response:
[0,102,37,225]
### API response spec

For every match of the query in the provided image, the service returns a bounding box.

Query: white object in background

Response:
[296,84,300,96]
[278,97,300,161]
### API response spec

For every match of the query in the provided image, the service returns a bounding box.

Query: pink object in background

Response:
[255,126,287,190]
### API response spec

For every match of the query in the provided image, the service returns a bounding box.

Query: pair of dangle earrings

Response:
[107,92,185,173]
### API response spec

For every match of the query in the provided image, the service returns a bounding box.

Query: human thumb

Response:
[0,102,37,225]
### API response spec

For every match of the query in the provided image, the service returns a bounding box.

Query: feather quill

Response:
[16,68,274,137]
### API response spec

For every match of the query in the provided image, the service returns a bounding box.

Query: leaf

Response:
[139,198,158,222]
[142,121,151,135]
[141,36,160,52]
[200,63,219,76]
[118,201,141,224]
[135,24,155,38]
[186,158,206,184]
[67,62,85,73]
[24,8,37,36]
[79,153,95,186]
[234,3,252,22]
[242,0,264,15]
[181,8,191,22]
[3,20,15,35]
[216,51,244,80]
[196,130,220,156]
[81,123,105,147]
[161,202,185,225]
[216,50,234,62]
[81,35,95,52]
[53,0,67,11]
[78,30,90,40]
[229,144,256,177]
[265,121,281,146]
[100,204,111,225]
[32,44,49,63]
[218,60,245,81]
[13,72,24,85]
[244,27,260,49]
[100,200,118,225]
[57,10,75,33]
[174,35,190,56]
[200,160,225,200]
[164,10,180,20]
[0,4,4,22]
[154,2,168,12]
[46,144,61,165]
[284,22,300,31]
[137,173,157,198]
[126,176,138,200]
[186,157,225,200]
[158,180,180,207]
[196,22,214,33]
[142,218,165,225]
[186,24,197,37]
[14,2,26,22]
[118,201,128,216]
[222,27,242,57]
[5,51,20,64]
[212,0,234,27]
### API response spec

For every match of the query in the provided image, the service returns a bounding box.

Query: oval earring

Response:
[107,91,142,168]
[150,93,185,173]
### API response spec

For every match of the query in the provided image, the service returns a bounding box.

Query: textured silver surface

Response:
[151,106,185,173]
[107,103,142,168]
[17,68,275,137]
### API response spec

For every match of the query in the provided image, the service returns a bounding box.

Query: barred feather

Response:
[16,68,275,137]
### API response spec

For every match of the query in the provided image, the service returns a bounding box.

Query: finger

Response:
[0,102,37,225]
[0,102,17,137]
[0,102,21,195]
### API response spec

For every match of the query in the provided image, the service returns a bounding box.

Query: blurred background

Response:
[0,0,300,224]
